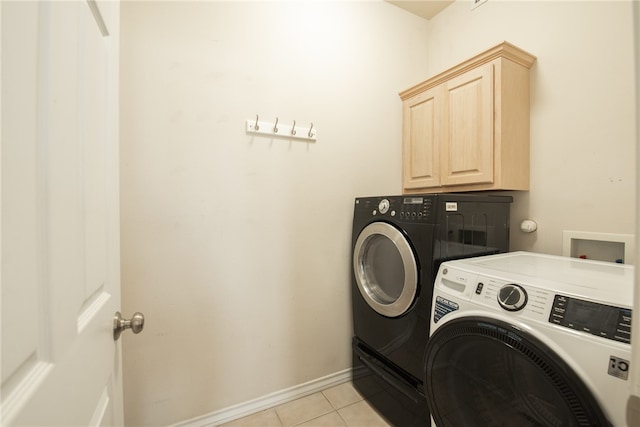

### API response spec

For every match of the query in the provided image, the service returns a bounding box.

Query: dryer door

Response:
[353,222,418,318]
[424,317,611,427]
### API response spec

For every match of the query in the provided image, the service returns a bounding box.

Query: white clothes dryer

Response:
[424,251,633,427]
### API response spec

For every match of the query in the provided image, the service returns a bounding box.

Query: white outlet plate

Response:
[471,0,488,10]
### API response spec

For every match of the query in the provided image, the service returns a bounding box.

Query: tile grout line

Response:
[217,382,388,427]
[274,407,285,427]
[336,410,351,427]
[289,409,338,427]
[277,392,334,427]
[287,390,352,427]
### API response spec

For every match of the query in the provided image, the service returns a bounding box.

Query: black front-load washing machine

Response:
[351,193,512,426]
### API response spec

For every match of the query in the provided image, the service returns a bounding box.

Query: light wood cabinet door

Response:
[441,63,494,186]
[399,41,536,194]
[402,86,442,189]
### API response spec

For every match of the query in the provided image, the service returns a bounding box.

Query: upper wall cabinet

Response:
[400,42,536,194]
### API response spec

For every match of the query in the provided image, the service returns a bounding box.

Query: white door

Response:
[629,2,640,425]
[1,1,127,425]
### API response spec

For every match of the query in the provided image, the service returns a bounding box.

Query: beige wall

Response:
[425,0,636,255]
[119,2,428,425]
[120,1,637,426]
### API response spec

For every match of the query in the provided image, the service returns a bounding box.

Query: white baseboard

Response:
[172,368,353,427]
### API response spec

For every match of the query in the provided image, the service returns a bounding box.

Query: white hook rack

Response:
[246,116,317,142]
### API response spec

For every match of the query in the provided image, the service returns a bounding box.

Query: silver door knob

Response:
[113,311,145,340]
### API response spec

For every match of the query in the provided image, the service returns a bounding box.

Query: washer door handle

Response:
[113,311,145,340]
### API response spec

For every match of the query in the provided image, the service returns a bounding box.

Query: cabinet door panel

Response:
[403,87,441,189]
[442,64,494,186]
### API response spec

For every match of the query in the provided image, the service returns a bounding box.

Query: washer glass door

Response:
[353,222,418,318]
[425,317,611,427]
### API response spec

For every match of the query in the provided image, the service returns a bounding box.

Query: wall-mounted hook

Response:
[245,117,316,142]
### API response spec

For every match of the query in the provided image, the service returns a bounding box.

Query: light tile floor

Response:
[219,382,392,427]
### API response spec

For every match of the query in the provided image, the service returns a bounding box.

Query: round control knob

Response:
[497,284,528,311]
[378,199,390,214]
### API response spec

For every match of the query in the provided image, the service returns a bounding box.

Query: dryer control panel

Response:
[354,196,434,222]
[398,197,433,221]
[549,295,632,344]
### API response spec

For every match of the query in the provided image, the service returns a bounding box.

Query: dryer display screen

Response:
[549,295,632,344]
[403,197,423,204]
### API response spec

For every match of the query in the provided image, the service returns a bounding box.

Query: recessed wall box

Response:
[562,231,635,264]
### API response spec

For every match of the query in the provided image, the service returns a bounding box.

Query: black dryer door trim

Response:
[353,221,418,318]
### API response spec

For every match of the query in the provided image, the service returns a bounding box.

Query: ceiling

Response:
[386,1,454,20]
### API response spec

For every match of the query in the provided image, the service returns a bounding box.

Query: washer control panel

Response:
[469,275,551,320]
[549,295,632,344]
[436,266,633,345]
